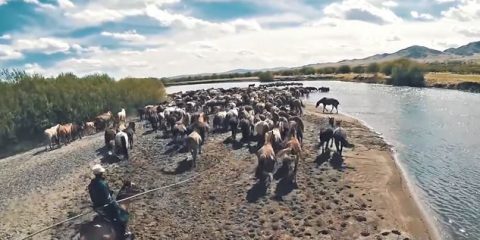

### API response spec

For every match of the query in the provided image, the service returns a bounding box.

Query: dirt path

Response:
[0,106,435,240]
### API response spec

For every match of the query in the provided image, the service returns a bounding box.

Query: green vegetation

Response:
[352,65,366,73]
[366,63,380,73]
[258,71,274,82]
[385,59,425,87]
[336,65,351,74]
[0,70,166,149]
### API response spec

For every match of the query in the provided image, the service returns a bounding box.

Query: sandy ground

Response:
[0,105,436,240]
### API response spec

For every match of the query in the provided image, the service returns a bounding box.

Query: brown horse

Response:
[57,123,73,146]
[277,128,303,185]
[78,181,141,240]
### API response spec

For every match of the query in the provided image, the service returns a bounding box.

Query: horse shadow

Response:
[164,144,181,155]
[315,150,331,166]
[273,177,296,200]
[330,152,344,171]
[223,137,244,150]
[161,158,193,175]
[246,181,268,203]
[33,148,48,156]
[142,130,155,136]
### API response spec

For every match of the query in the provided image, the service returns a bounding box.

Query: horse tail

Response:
[121,136,128,159]
[340,136,354,148]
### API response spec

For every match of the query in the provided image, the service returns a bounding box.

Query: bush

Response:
[386,59,425,87]
[336,65,351,74]
[258,71,274,82]
[0,70,166,149]
[300,67,316,75]
[323,67,336,74]
[366,63,380,73]
[352,66,365,73]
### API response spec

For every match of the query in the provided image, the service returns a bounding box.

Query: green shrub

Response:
[258,71,274,82]
[386,59,425,87]
[336,65,351,74]
[352,65,365,73]
[366,63,380,73]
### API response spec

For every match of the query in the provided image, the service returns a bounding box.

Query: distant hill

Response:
[306,41,480,69]
[444,41,480,56]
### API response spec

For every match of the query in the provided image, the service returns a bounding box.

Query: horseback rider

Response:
[88,164,131,239]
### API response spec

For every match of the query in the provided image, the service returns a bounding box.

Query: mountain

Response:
[444,41,480,56]
[306,41,480,69]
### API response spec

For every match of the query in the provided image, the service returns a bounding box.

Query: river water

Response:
[167,80,480,240]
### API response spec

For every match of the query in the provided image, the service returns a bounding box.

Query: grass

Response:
[425,72,480,85]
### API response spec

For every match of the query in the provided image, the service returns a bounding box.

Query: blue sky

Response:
[0,0,478,77]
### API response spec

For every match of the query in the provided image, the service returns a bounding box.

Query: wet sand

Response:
[0,105,436,240]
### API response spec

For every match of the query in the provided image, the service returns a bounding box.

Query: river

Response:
[167,80,480,240]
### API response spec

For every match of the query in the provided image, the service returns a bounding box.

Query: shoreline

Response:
[338,109,443,240]
[305,104,439,240]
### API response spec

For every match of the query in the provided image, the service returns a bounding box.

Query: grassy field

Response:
[425,72,480,85]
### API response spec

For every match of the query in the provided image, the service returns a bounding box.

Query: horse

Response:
[228,115,239,141]
[319,117,335,153]
[118,108,126,123]
[239,119,252,143]
[333,121,353,155]
[57,123,73,146]
[123,123,135,150]
[290,99,304,115]
[44,124,60,150]
[277,128,303,184]
[95,111,113,131]
[187,129,202,168]
[78,181,141,240]
[85,122,95,135]
[316,97,339,113]
[114,131,129,160]
[71,123,85,140]
[255,131,276,188]
[104,128,116,150]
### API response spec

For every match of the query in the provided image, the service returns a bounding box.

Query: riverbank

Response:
[164,72,480,93]
[0,106,437,239]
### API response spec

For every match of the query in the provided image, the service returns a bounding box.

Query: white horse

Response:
[44,124,60,150]
[115,131,130,160]
[118,108,126,123]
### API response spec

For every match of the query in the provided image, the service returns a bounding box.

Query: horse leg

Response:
[334,139,340,154]
[336,105,339,114]
[322,104,326,113]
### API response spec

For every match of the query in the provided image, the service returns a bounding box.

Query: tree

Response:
[323,67,336,74]
[336,65,351,74]
[366,63,380,73]
[387,59,425,87]
[300,67,316,75]
[380,62,394,75]
[258,71,274,82]
[352,65,365,73]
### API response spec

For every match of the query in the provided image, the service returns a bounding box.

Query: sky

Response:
[0,0,479,78]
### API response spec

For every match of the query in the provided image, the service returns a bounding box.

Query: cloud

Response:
[57,0,74,9]
[0,0,7,6]
[0,34,11,40]
[382,1,398,8]
[323,0,402,24]
[442,0,480,21]
[457,27,480,37]
[66,8,144,25]
[24,63,46,74]
[24,0,56,10]
[410,11,435,21]
[0,45,22,60]
[15,38,70,54]
[101,30,146,42]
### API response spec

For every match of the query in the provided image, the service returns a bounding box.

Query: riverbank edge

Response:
[164,74,480,93]
[328,108,443,240]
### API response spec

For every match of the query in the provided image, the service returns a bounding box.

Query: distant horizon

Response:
[1,0,479,78]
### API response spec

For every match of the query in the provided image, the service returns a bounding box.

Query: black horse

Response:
[319,117,335,153]
[316,97,339,113]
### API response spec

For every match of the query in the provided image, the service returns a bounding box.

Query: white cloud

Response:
[66,8,144,25]
[411,11,435,21]
[0,34,11,40]
[24,63,46,74]
[57,0,74,9]
[457,27,480,37]
[382,1,398,8]
[442,0,480,21]
[101,30,146,42]
[24,0,56,10]
[15,38,70,54]
[323,0,402,24]
[0,45,22,60]
[436,0,457,2]
[0,0,7,6]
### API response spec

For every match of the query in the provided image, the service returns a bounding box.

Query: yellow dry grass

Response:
[425,72,480,85]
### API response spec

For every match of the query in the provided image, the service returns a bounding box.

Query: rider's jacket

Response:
[88,176,113,208]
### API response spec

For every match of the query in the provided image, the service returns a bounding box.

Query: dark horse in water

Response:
[78,181,142,240]
[316,97,340,114]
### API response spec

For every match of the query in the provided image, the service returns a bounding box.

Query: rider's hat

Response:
[92,164,105,175]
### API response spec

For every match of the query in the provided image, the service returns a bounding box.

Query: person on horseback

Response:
[88,164,131,239]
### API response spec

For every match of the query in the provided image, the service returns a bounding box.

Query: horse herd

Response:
[134,85,349,189]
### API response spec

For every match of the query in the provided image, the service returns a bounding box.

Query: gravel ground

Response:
[0,108,422,240]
